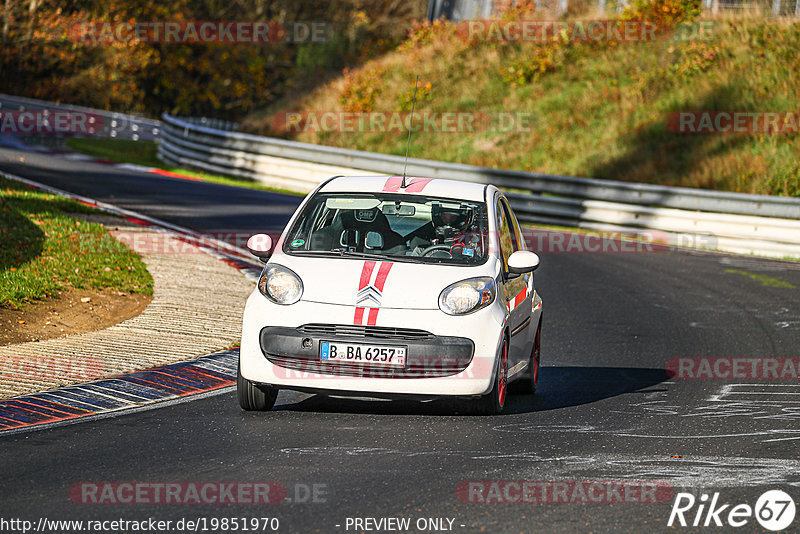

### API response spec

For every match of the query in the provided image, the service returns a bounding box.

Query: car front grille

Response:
[266,357,466,379]
[297,324,434,341]
[261,325,472,379]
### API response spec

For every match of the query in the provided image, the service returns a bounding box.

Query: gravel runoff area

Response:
[0,220,255,398]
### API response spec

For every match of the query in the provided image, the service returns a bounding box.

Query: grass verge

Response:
[65,138,303,196]
[0,176,153,309]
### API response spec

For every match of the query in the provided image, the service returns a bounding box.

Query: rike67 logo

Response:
[668,490,796,531]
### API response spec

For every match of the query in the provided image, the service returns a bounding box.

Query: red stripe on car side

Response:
[515,287,527,308]
[507,287,527,311]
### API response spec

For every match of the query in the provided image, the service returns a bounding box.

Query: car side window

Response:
[504,199,525,252]
[496,199,515,271]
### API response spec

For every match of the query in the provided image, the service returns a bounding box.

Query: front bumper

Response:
[260,325,474,378]
[240,291,505,397]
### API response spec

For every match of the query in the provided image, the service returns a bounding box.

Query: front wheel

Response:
[237,362,278,411]
[469,337,509,415]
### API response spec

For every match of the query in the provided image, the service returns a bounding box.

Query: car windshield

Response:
[284,193,489,265]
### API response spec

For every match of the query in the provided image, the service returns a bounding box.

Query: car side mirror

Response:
[508,251,540,274]
[246,234,273,262]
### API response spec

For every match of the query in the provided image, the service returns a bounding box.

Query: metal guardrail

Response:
[159,112,800,259]
[0,94,238,142]
[0,93,161,141]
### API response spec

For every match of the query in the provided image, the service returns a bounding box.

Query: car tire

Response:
[469,336,509,416]
[516,319,541,395]
[237,361,278,411]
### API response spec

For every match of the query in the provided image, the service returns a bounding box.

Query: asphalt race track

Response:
[1,146,800,533]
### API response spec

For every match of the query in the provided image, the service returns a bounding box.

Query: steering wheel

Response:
[420,245,453,258]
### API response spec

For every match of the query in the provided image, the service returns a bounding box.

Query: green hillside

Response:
[242,3,800,196]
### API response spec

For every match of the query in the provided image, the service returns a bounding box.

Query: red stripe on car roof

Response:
[382,177,434,193]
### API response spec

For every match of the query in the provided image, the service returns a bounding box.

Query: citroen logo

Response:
[356,286,382,307]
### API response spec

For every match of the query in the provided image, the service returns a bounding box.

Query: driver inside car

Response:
[406,204,484,259]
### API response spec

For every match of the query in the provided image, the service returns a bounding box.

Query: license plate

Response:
[319,341,406,367]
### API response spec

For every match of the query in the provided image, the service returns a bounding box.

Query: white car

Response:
[238,175,543,414]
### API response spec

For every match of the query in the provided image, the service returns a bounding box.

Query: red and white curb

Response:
[57,152,203,182]
[0,169,267,434]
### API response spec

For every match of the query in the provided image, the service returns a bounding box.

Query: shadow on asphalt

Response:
[270,366,670,416]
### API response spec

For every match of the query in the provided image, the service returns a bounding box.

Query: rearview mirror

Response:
[246,234,273,262]
[508,251,540,274]
[382,204,416,216]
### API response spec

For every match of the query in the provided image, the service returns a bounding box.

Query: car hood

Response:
[271,254,496,310]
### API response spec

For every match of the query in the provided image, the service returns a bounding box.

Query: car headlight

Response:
[439,277,495,315]
[258,264,303,305]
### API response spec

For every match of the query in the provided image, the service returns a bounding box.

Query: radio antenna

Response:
[401,75,420,189]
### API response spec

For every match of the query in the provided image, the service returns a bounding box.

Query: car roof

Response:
[318,176,488,203]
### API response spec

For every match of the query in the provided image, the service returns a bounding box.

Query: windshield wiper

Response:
[291,249,418,263]
[289,250,338,257]
[332,250,417,262]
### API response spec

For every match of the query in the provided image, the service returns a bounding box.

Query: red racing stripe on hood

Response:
[382,177,434,193]
[366,308,380,326]
[358,261,377,290]
[373,262,394,292]
[353,261,394,325]
[354,306,366,325]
